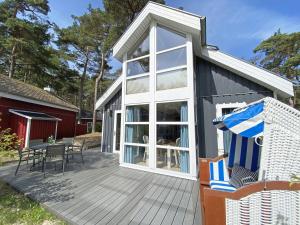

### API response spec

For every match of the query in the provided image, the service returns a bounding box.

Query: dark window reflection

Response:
[157,102,187,122]
[126,105,149,122]
[127,57,149,76]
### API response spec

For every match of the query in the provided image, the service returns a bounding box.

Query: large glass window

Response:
[156,48,186,71]
[124,105,149,166]
[126,105,149,122]
[124,145,148,166]
[128,33,149,59]
[156,101,189,173]
[125,125,149,143]
[126,76,149,95]
[127,58,149,77]
[157,25,186,51]
[157,68,187,91]
[155,25,187,91]
[156,148,189,173]
[126,32,150,94]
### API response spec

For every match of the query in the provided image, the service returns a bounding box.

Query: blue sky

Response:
[47,0,300,71]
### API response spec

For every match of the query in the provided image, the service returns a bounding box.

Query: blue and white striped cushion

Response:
[209,180,236,192]
[209,159,229,182]
[209,159,236,192]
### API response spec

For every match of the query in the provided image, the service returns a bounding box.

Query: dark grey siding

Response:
[195,57,273,158]
[102,89,122,153]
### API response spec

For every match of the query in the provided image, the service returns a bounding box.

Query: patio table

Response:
[30,142,73,169]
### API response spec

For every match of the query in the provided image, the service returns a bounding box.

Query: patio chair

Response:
[42,144,66,177]
[15,146,43,175]
[67,139,85,164]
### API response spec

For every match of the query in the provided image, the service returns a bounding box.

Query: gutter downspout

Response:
[200,16,207,47]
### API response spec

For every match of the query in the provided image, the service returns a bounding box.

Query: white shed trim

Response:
[201,47,294,98]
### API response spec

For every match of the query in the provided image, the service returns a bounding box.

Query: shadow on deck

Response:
[0,149,201,225]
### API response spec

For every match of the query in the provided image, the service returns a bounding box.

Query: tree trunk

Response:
[8,44,17,78]
[78,57,89,122]
[92,53,105,133]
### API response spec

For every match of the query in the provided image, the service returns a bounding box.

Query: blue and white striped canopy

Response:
[213,102,265,138]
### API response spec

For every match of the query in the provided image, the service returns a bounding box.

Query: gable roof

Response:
[201,47,294,97]
[95,75,122,110]
[96,2,294,109]
[113,1,204,61]
[0,75,78,112]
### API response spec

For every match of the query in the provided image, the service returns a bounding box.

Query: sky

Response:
[47,0,300,71]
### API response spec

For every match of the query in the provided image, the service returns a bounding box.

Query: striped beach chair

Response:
[209,133,261,192]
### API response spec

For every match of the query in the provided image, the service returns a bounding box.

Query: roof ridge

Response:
[0,74,78,111]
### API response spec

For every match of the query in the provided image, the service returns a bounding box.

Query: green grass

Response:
[0,150,18,166]
[0,180,66,225]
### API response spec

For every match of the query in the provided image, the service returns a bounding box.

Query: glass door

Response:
[113,110,122,153]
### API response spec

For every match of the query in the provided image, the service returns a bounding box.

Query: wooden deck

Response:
[0,149,201,225]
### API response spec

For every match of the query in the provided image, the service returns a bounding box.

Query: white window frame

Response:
[155,101,190,173]
[120,21,197,180]
[123,104,150,166]
[215,102,247,156]
[125,34,150,95]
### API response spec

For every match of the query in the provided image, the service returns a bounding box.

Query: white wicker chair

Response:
[225,98,300,225]
[200,97,300,225]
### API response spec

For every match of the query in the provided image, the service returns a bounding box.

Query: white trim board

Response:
[201,47,294,98]
[0,92,78,112]
[112,2,203,61]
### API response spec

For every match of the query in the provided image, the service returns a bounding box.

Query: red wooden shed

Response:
[0,74,79,148]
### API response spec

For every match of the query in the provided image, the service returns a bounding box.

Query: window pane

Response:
[157,102,188,122]
[157,25,186,51]
[126,76,149,94]
[128,34,149,59]
[124,145,148,166]
[157,125,189,147]
[126,105,149,122]
[125,125,149,144]
[156,148,189,173]
[156,47,186,71]
[127,57,149,76]
[157,68,187,90]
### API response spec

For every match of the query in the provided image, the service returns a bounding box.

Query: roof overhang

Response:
[95,75,122,110]
[9,109,62,121]
[0,92,79,112]
[113,2,204,61]
[201,47,294,98]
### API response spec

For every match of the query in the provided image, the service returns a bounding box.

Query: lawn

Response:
[0,180,65,225]
[0,148,66,225]
[0,150,18,166]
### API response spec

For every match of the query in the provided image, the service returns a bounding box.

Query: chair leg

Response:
[15,158,22,176]
[62,160,65,175]
[81,152,84,164]
[43,158,46,178]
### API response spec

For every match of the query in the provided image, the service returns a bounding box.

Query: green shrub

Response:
[0,128,22,152]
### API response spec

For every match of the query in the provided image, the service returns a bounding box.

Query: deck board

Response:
[0,149,201,225]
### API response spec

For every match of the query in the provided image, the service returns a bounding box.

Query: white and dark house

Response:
[95,2,293,180]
